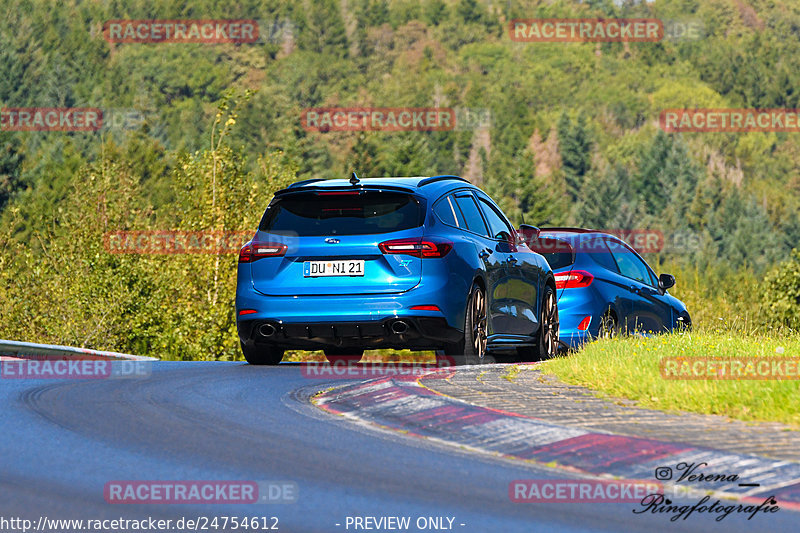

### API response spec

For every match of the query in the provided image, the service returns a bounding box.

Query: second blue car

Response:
[524,228,691,350]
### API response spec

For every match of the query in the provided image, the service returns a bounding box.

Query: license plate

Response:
[304,260,365,277]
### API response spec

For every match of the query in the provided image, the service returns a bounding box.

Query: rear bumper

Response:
[558,328,593,350]
[556,288,605,350]
[238,316,461,350]
[236,278,465,350]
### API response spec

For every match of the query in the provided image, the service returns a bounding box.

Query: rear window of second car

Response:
[530,236,575,270]
[259,191,424,236]
[583,238,619,272]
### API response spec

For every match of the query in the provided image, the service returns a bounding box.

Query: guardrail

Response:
[0,339,157,361]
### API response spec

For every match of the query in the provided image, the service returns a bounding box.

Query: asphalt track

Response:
[0,361,795,532]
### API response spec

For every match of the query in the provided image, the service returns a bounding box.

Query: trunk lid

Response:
[249,189,425,296]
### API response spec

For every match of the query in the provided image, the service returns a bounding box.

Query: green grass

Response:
[503,365,522,382]
[540,332,800,428]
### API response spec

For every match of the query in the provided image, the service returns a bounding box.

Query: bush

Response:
[763,249,800,329]
[0,94,299,360]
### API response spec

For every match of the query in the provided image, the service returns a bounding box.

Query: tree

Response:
[660,139,703,228]
[557,113,593,201]
[763,249,800,329]
[0,92,299,361]
[423,0,448,26]
[346,133,382,177]
[484,149,565,227]
[0,133,23,210]
[354,0,389,57]
[634,132,701,219]
[296,0,348,57]
[711,189,785,273]
[456,0,485,24]
[378,133,437,177]
[576,163,628,229]
[634,130,673,213]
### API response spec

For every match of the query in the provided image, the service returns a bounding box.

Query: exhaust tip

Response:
[258,323,277,338]
[390,320,409,335]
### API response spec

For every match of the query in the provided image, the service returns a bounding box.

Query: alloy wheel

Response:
[541,290,559,357]
[472,286,488,359]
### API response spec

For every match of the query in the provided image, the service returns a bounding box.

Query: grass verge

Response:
[539,332,800,428]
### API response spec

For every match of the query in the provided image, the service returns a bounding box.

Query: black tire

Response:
[516,345,537,362]
[676,312,692,333]
[445,283,487,365]
[241,342,284,365]
[324,348,364,364]
[535,285,559,360]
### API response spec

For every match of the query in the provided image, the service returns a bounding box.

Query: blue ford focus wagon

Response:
[236,175,558,365]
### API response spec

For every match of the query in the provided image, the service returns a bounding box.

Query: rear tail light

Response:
[410,305,441,311]
[554,270,594,289]
[238,242,287,263]
[378,238,452,258]
[577,316,592,331]
[238,309,258,316]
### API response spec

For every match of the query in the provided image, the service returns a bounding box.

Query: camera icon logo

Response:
[655,467,673,481]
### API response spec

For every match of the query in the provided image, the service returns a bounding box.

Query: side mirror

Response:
[658,273,675,293]
[495,231,516,253]
[497,231,514,244]
[517,224,540,245]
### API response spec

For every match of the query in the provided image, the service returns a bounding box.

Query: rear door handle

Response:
[478,248,491,259]
[630,285,640,294]
[506,255,517,264]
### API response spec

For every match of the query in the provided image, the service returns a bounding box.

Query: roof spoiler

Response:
[274,183,417,196]
[417,175,469,186]
[539,227,597,233]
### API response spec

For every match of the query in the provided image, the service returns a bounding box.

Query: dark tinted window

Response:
[259,191,423,236]
[476,197,513,240]
[453,194,489,237]
[451,196,467,228]
[433,197,458,227]
[606,240,654,286]
[582,238,619,273]
[534,238,575,270]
